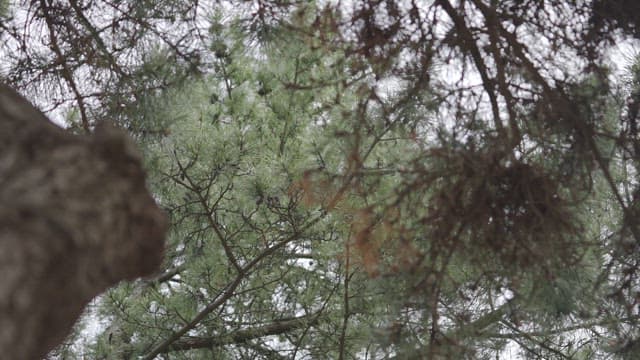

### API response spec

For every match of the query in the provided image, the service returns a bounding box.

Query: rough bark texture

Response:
[0,84,167,359]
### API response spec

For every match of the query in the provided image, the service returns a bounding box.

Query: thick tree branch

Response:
[0,84,166,359]
[437,0,506,139]
[164,312,321,352]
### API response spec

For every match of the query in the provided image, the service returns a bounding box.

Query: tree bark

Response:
[0,84,167,359]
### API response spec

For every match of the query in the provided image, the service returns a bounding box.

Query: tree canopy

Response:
[4,0,640,359]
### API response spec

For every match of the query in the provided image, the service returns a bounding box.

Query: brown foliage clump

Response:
[295,145,586,276]
[419,147,584,272]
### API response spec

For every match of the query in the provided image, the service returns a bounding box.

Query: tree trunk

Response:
[0,84,167,359]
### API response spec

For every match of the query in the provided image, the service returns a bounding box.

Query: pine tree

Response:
[6,0,640,359]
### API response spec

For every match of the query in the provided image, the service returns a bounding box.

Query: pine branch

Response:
[39,0,90,132]
[140,214,325,360]
[164,312,321,352]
